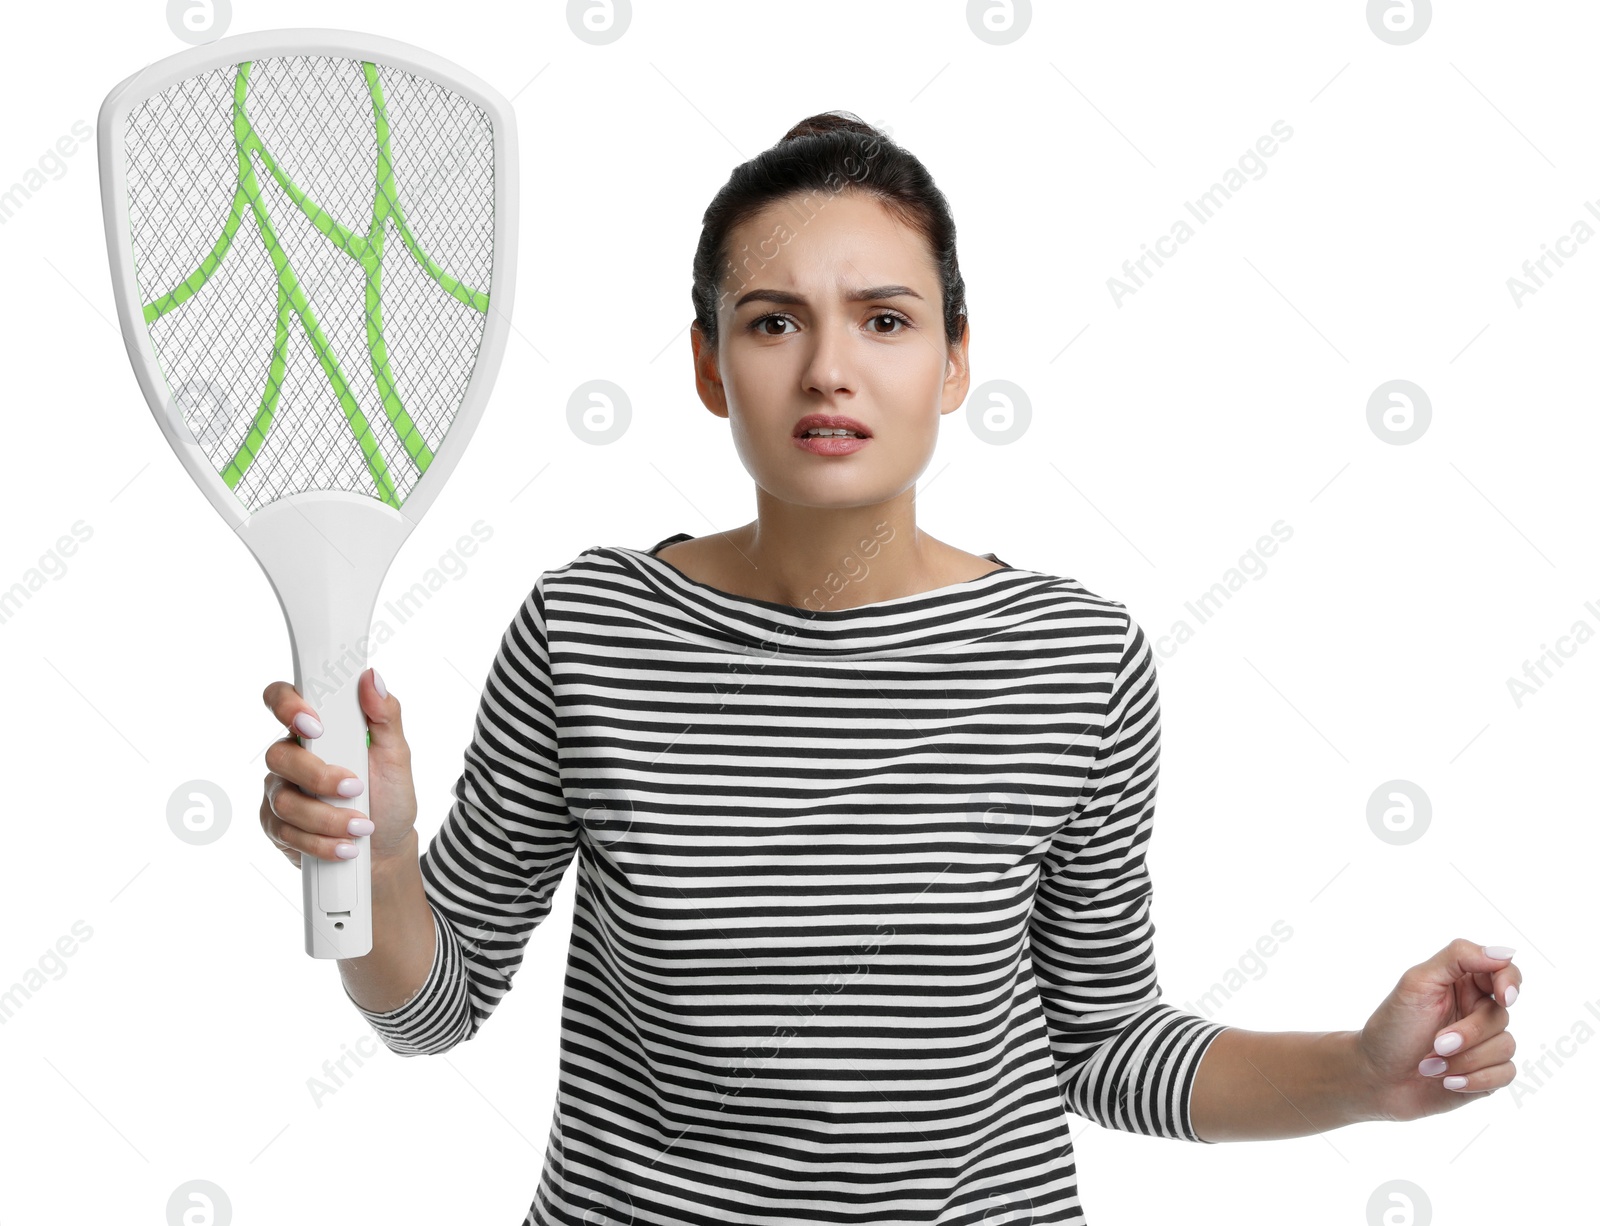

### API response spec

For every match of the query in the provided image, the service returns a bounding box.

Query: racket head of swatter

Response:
[97,28,519,534]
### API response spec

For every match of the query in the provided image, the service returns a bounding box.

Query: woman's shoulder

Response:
[525,538,677,603]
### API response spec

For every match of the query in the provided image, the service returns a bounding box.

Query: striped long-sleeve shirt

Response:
[346,531,1229,1225]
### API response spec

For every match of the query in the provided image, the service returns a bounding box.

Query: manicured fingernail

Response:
[1418,1057,1449,1076]
[293,712,323,739]
[1442,1075,1468,1090]
[334,843,359,859]
[1504,984,1518,1007]
[1483,945,1515,959]
[346,817,375,836]
[1434,1031,1463,1056]
[336,777,364,798]
[372,668,387,699]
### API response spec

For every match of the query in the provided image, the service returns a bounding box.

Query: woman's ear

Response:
[942,320,972,409]
[690,320,730,419]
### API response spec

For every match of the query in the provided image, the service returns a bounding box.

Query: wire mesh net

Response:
[122,54,496,513]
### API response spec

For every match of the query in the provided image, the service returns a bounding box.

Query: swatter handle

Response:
[240,493,410,961]
[292,636,376,962]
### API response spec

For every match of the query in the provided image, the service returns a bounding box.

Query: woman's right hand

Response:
[259,667,419,870]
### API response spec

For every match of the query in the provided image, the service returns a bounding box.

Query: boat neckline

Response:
[608,531,1022,620]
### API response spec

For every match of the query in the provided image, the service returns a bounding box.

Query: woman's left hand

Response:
[1353,938,1521,1123]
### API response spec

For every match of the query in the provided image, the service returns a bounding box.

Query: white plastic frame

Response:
[97,28,519,960]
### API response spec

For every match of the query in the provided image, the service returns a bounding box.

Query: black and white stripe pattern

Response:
[348,533,1228,1224]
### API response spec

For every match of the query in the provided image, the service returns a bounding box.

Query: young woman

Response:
[260,112,1521,1225]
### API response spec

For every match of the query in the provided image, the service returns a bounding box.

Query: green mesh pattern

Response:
[123,55,495,512]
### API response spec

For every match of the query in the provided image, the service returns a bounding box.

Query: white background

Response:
[0,1,1590,1223]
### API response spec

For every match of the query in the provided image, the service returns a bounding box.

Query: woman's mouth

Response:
[794,431,872,456]
[792,413,872,455]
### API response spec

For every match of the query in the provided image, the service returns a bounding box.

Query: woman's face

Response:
[691,190,970,510]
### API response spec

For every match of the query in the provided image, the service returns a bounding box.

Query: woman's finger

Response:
[1419,1029,1515,1080]
[1439,1056,1516,1094]
[1430,994,1507,1062]
[1493,963,1522,1007]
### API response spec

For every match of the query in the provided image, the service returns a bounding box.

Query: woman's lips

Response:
[792,413,872,437]
[794,433,871,456]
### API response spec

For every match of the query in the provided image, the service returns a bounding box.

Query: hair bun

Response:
[780,110,881,143]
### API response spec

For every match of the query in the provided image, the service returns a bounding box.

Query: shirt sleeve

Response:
[344,572,580,1056]
[1027,609,1229,1141]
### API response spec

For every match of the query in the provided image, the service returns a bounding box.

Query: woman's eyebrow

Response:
[732,284,925,310]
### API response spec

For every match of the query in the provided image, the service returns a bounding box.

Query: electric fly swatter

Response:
[98,29,518,959]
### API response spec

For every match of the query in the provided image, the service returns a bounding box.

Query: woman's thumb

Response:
[360,667,407,753]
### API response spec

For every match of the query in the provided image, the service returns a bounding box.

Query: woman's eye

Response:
[869,311,911,334]
[750,313,795,336]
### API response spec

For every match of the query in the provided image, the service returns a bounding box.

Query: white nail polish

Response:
[334,843,359,859]
[293,712,323,739]
[1503,984,1518,1007]
[1442,1075,1468,1090]
[372,668,387,699]
[1434,1031,1463,1056]
[1483,944,1515,959]
[336,777,364,798]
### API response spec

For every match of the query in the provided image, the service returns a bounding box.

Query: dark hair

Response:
[690,110,968,350]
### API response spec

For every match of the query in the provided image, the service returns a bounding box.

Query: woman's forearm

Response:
[1189,1026,1383,1142]
[336,833,436,1014]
